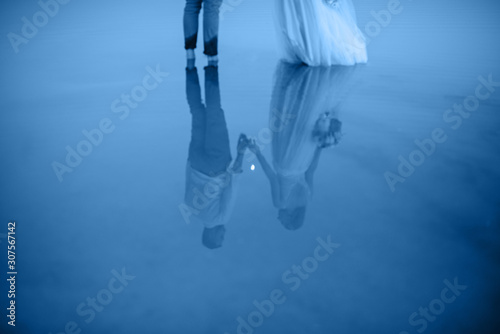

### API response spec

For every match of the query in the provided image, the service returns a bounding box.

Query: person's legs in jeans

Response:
[203,0,223,57]
[186,66,230,176]
[203,66,232,173]
[184,0,203,58]
[186,67,207,166]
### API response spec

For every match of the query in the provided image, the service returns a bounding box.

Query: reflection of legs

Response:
[186,68,206,163]
[184,0,203,51]
[204,66,232,173]
[203,0,223,56]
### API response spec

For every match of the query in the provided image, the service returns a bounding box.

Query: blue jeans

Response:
[184,0,223,56]
[186,66,232,175]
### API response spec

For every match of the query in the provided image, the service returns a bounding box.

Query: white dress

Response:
[270,62,357,209]
[275,0,368,66]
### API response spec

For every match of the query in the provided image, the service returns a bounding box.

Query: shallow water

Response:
[1,0,500,333]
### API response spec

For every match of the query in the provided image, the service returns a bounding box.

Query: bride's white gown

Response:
[275,0,368,66]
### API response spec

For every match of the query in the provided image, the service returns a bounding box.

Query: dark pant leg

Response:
[202,0,223,56]
[184,0,203,50]
[203,66,232,172]
[186,68,206,163]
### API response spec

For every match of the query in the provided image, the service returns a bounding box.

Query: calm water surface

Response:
[0,0,499,333]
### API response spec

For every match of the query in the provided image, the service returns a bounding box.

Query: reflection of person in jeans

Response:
[183,0,223,65]
[183,65,248,249]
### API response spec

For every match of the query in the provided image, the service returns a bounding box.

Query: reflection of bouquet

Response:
[323,0,339,8]
[313,112,343,148]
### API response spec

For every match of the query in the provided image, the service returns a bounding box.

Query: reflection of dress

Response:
[275,0,367,66]
[270,62,356,209]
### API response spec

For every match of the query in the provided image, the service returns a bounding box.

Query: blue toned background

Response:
[0,0,500,333]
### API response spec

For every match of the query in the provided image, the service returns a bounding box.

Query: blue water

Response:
[1,0,500,333]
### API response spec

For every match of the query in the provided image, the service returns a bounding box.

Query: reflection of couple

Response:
[183,0,367,67]
[182,63,356,249]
